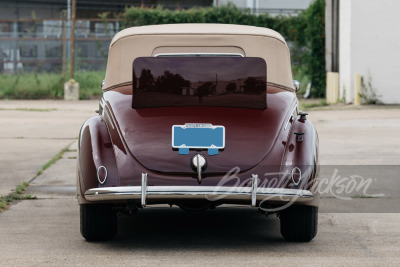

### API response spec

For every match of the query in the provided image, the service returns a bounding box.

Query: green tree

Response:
[300,0,326,97]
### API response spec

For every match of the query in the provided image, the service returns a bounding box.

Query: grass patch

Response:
[300,99,328,110]
[16,181,29,194]
[16,108,57,112]
[0,108,57,112]
[0,71,104,100]
[0,199,7,211]
[351,195,381,199]
[36,146,70,176]
[0,182,37,212]
[0,144,76,212]
[75,71,105,99]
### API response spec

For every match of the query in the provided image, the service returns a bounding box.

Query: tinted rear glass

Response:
[132,57,267,109]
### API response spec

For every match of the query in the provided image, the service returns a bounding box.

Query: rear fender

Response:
[280,115,319,197]
[77,116,119,204]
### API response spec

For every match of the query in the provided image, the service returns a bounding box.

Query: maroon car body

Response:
[77,24,319,242]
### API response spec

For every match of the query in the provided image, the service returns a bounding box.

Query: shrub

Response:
[0,71,104,99]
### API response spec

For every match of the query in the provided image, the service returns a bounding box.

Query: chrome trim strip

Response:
[99,97,105,108]
[141,173,147,207]
[85,186,313,203]
[284,105,297,131]
[104,109,115,130]
[103,81,132,92]
[251,174,258,207]
[154,52,244,57]
[196,155,202,183]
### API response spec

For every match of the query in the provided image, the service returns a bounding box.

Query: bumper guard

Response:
[85,173,313,207]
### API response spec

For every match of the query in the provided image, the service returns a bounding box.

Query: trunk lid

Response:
[105,88,294,175]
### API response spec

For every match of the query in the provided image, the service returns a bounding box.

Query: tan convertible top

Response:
[104,24,294,90]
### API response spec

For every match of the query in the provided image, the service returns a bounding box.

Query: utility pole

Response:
[66,0,71,71]
[64,0,79,100]
[62,17,66,84]
[70,0,76,80]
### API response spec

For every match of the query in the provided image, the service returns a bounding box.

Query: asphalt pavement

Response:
[0,100,399,266]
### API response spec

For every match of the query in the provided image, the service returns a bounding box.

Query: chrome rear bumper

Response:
[85,174,313,207]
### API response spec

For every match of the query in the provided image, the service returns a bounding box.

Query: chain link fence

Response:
[0,19,120,74]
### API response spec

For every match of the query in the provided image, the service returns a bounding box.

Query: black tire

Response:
[80,204,117,241]
[279,205,318,242]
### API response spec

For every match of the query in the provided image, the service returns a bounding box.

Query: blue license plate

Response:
[172,123,225,155]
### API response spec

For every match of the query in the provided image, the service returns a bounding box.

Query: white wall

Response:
[218,0,313,14]
[219,0,313,9]
[339,0,400,104]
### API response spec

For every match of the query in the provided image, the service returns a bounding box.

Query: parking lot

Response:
[0,100,399,266]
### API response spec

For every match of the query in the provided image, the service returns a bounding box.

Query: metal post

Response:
[62,20,66,84]
[64,0,79,100]
[70,0,76,80]
[67,0,71,22]
[12,21,18,73]
[66,0,71,69]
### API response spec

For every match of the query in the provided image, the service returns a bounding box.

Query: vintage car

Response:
[77,24,319,242]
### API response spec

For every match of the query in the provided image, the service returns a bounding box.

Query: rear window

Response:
[132,57,267,109]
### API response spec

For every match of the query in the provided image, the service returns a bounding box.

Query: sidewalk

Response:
[0,100,98,196]
[0,100,399,266]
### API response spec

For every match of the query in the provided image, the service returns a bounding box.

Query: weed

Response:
[0,182,37,212]
[339,86,346,103]
[351,195,381,199]
[0,144,75,212]
[0,198,7,210]
[360,72,380,104]
[16,182,29,194]
[36,146,69,176]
